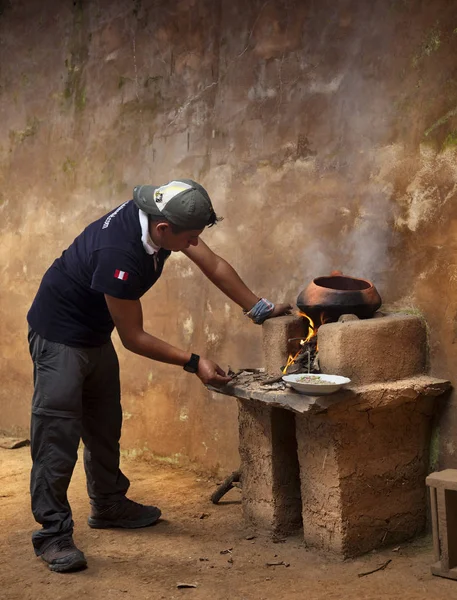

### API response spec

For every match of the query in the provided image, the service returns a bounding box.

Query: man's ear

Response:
[156,222,170,234]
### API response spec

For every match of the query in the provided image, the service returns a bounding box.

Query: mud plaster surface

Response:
[1,447,457,600]
[3,0,457,473]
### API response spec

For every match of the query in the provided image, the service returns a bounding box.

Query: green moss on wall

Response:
[9,117,40,144]
[75,87,86,111]
[390,306,425,318]
[389,0,414,13]
[120,97,160,119]
[62,0,89,113]
[118,76,129,89]
[443,130,457,149]
[413,24,442,67]
[63,54,87,112]
[429,425,440,471]
[424,105,457,138]
[120,447,184,465]
[62,157,77,173]
[144,75,163,88]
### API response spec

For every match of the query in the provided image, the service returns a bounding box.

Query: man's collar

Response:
[139,209,160,255]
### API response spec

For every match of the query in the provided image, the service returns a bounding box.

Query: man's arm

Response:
[104,295,231,386]
[183,239,291,317]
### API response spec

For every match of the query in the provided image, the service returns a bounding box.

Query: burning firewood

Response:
[282,337,319,375]
[280,311,322,376]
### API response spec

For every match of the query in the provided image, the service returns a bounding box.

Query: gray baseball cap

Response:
[133,179,217,230]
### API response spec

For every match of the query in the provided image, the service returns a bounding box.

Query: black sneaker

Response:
[40,537,87,573]
[88,497,161,529]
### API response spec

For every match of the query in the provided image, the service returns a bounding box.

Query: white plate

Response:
[282,373,351,396]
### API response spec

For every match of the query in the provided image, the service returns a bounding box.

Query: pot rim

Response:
[311,274,375,292]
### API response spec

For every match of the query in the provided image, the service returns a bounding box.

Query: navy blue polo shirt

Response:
[27,200,171,347]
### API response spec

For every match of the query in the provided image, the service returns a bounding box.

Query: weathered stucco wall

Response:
[1,0,457,473]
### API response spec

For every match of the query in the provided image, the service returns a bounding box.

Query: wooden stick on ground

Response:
[357,559,392,578]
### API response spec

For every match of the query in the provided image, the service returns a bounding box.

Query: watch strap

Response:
[183,353,200,373]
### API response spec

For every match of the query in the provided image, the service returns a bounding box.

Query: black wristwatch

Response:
[183,353,200,374]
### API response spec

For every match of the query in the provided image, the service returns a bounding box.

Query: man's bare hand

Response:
[267,303,293,319]
[197,358,232,387]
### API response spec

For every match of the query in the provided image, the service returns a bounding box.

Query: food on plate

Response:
[297,375,330,385]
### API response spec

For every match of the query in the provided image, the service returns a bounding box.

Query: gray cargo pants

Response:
[28,329,130,555]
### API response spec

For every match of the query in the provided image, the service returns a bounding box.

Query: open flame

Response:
[320,311,330,326]
[282,346,303,374]
[300,311,317,341]
[282,312,317,374]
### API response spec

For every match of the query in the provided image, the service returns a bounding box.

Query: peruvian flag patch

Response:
[114,269,129,281]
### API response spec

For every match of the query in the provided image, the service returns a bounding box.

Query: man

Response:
[27,179,291,573]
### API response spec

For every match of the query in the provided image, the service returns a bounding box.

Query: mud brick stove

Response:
[213,275,451,558]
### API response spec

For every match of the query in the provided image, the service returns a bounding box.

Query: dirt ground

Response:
[1,447,456,600]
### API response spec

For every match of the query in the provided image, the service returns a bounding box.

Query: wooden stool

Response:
[426,469,457,580]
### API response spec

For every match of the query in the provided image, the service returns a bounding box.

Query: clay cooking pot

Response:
[296,273,382,324]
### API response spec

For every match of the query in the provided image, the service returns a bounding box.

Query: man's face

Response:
[152,222,204,251]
